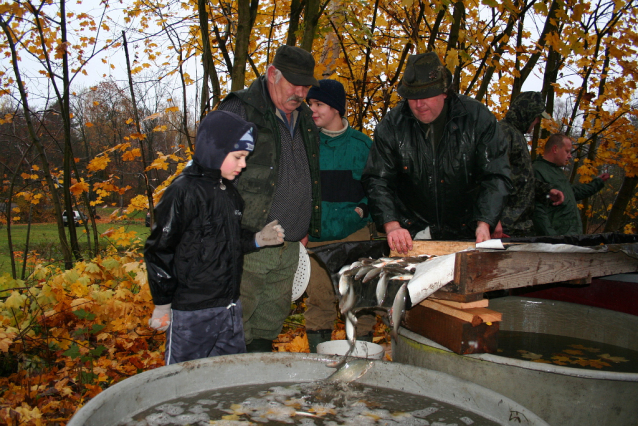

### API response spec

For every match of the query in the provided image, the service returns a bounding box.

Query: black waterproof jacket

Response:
[362,94,512,240]
[144,160,258,311]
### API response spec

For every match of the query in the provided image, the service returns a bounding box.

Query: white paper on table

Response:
[476,239,505,249]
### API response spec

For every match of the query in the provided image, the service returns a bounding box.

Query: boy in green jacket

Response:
[305,79,375,352]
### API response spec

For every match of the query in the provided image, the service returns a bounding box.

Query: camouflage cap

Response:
[398,52,452,99]
[510,91,551,120]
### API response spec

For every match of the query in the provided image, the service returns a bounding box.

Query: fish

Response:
[338,264,353,275]
[339,284,356,314]
[325,359,374,382]
[338,273,351,296]
[345,311,357,346]
[375,270,390,306]
[389,282,409,339]
[354,265,375,281]
[389,273,414,281]
[362,266,383,283]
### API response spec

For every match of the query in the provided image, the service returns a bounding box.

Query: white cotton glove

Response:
[255,220,285,247]
[149,304,171,331]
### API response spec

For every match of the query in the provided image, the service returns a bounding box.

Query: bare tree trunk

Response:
[353,0,380,131]
[0,14,73,270]
[231,0,259,91]
[581,46,611,233]
[300,0,324,52]
[605,175,638,232]
[198,0,222,115]
[122,31,156,233]
[60,0,83,261]
[286,0,305,46]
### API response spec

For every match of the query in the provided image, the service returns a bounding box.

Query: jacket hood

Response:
[504,91,548,134]
[194,110,256,170]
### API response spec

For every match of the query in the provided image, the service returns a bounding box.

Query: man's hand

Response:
[255,220,285,246]
[490,221,509,239]
[548,189,564,206]
[384,221,413,255]
[300,234,309,247]
[599,172,610,182]
[475,221,491,243]
[149,304,171,331]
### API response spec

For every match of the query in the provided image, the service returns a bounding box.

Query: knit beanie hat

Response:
[307,79,346,117]
[193,110,257,170]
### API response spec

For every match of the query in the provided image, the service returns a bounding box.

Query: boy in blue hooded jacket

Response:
[144,111,284,365]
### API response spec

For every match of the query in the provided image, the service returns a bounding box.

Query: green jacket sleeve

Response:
[572,177,604,201]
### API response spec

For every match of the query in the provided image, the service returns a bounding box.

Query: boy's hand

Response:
[255,220,285,246]
[149,304,171,331]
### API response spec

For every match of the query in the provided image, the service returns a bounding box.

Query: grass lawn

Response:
[0,210,151,278]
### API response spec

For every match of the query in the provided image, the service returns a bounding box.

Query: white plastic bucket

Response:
[317,340,384,359]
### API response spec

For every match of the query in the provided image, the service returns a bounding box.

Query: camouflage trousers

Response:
[240,242,300,344]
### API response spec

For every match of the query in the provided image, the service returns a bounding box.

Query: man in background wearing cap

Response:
[304,79,375,352]
[144,111,285,364]
[495,91,564,238]
[362,52,512,253]
[218,45,322,353]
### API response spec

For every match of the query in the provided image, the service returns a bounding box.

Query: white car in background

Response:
[63,210,86,227]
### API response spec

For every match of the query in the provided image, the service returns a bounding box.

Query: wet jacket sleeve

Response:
[241,228,259,254]
[572,177,604,201]
[362,120,401,229]
[534,178,554,204]
[472,113,512,227]
[144,185,190,306]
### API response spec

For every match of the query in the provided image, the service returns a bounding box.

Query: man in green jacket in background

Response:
[496,91,564,238]
[304,79,374,352]
[533,133,609,236]
[219,45,322,352]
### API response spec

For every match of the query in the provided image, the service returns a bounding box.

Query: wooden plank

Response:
[390,240,476,257]
[451,250,638,294]
[464,307,502,323]
[404,303,500,354]
[419,299,482,326]
[429,290,483,302]
[430,298,489,309]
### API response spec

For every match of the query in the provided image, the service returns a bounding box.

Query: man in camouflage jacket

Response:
[497,92,563,237]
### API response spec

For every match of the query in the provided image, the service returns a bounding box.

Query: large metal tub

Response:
[394,296,638,426]
[68,352,547,425]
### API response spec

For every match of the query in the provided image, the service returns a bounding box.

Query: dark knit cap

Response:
[272,45,319,87]
[398,52,452,99]
[194,111,257,170]
[307,79,347,116]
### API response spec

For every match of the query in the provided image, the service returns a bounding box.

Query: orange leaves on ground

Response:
[0,251,165,425]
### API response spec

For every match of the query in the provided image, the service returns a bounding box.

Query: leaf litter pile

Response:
[0,241,392,425]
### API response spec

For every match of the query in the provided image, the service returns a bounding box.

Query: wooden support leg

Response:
[403,303,500,354]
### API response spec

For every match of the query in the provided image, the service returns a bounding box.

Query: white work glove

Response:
[255,220,285,247]
[149,304,171,331]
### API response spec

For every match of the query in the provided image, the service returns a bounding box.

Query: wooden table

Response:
[392,240,638,302]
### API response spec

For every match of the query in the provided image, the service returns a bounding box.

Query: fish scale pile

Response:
[336,255,432,346]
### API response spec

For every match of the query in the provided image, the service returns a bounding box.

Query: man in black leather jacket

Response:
[362,52,512,253]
